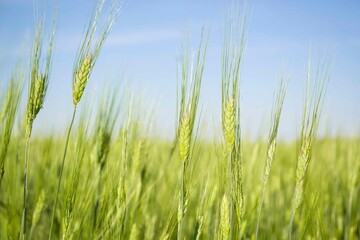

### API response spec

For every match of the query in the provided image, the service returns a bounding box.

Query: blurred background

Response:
[0,0,359,140]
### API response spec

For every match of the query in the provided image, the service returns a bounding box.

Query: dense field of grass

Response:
[1,135,359,239]
[0,1,359,239]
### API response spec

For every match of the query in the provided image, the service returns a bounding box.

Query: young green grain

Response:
[22,12,56,239]
[176,29,207,240]
[49,1,123,238]
[221,2,247,237]
[255,73,288,239]
[220,194,230,240]
[289,54,331,239]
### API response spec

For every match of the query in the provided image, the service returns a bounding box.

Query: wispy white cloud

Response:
[106,28,181,47]
[50,28,181,54]
[0,28,181,58]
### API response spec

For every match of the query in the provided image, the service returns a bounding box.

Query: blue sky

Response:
[0,0,359,140]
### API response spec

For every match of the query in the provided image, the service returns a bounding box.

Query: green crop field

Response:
[0,1,359,239]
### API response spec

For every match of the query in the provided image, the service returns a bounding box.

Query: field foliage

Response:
[0,1,359,239]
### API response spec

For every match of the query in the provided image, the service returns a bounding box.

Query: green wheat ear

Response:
[220,194,230,240]
[0,61,24,182]
[26,73,46,139]
[288,53,332,239]
[179,111,190,162]
[73,54,92,106]
[221,1,248,237]
[71,0,123,107]
[224,96,235,153]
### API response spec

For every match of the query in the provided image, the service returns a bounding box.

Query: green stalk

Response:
[288,189,297,240]
[345,191,353,240]
[178,161,186,240]
[49,107,77,240]
[255,187,266,239]
[255,76,287,239]
[229,153,234,240]
[20,138,30,240]
[94,168,103,229]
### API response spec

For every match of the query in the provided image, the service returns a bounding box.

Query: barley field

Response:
[0,1,359,240]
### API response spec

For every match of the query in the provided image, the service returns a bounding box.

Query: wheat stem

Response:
[228,152,234,240]
[178,161,186,240]
[255,187,266,240]
[288,188,297,240]
[20,138,30,240]
[256,75,287,239]
[49,107,77,240]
